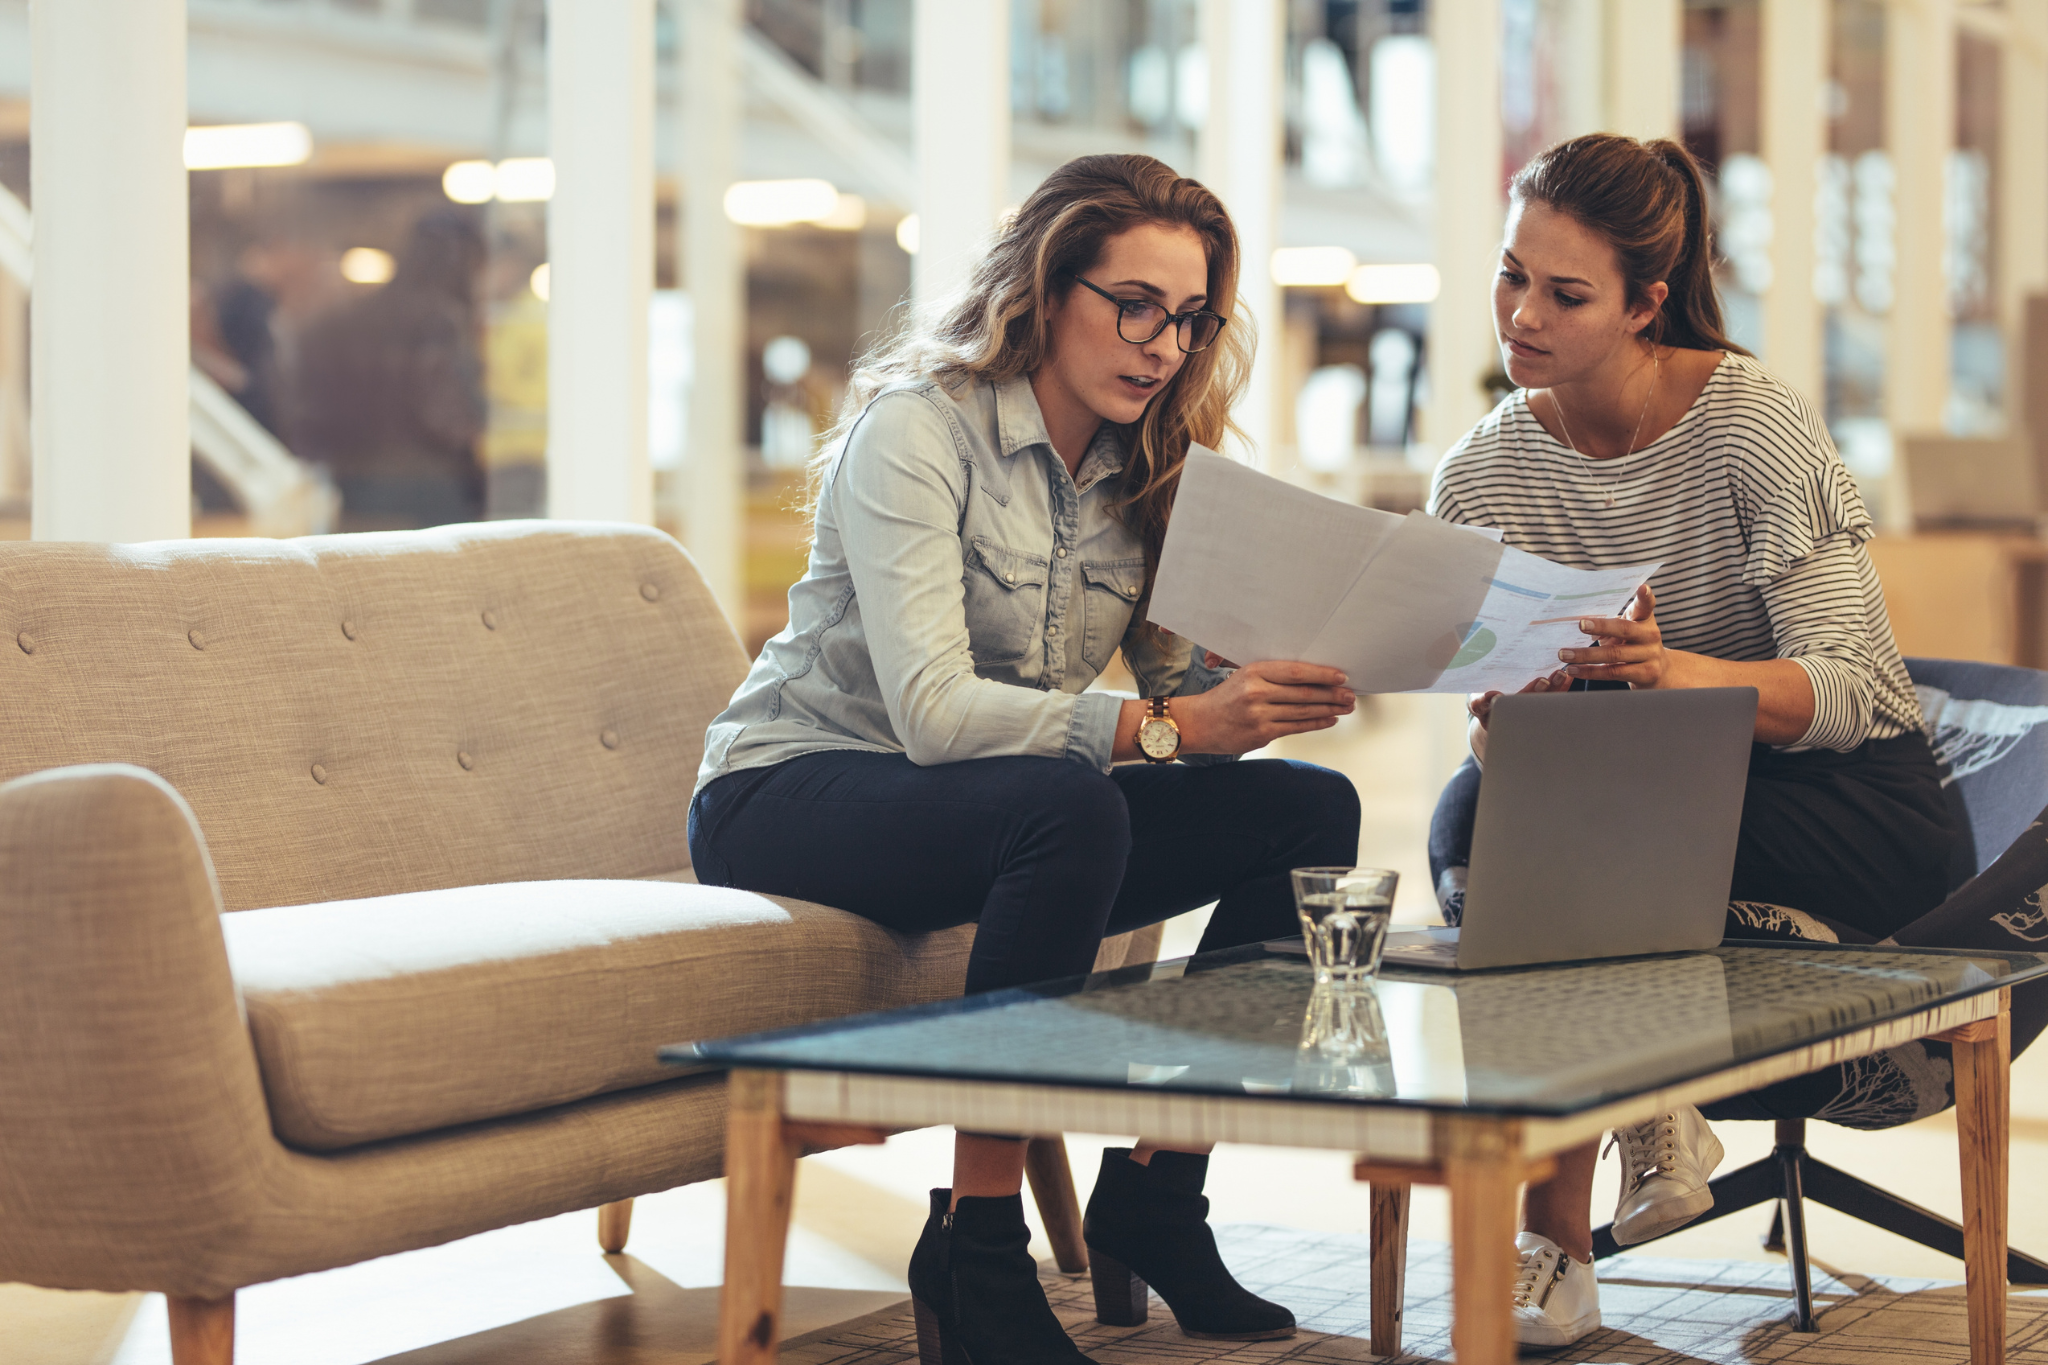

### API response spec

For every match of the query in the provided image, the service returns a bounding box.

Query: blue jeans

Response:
[689,751,1362,995]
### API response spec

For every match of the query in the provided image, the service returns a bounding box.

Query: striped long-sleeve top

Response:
[1426,352,1922,752]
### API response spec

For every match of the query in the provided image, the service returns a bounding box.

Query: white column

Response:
[1424,0,1503,458]
[911,0,1010,310]
[1553,0,1607,139]
[1760,0,1827,406]
[2001,0,2048,433]
[1603,0,1681,142]
[547,0,655,523]
[683,0,744,619]
[30,0,189,543]
[1886,0,1955,441]
[1200,0,1284,468]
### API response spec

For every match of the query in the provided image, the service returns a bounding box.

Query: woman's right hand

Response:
[1179,661,1355,754]
[1467,669,1571,731]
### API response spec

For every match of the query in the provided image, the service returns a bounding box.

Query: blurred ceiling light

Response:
[184,122,313,171]
[1271,246,1358,288]
[494,157,556,202]
[442,160,497,204]
[530,263,551,301]
[339,247,395,285]
[895,212,920,254]
[818,193,868,231]
[724,179,841,227]
[1345,262,1441,304]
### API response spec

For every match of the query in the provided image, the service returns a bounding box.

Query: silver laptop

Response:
[1901,435,2040,531]
[1382,686,1757,972]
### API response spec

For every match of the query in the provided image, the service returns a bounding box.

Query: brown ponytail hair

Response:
[826,153,1251,601]
[1509,133,1751,356]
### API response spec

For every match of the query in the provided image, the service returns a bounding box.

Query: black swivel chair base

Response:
[1590,1119,2048,1332]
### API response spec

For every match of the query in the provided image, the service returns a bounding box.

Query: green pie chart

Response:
[1448,625,1497,669]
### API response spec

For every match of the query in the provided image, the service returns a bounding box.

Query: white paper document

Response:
[1148,449,1659,694]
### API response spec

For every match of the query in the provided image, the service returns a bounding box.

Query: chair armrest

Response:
[0,765,274,1293]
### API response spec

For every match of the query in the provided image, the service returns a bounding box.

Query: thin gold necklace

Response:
[1549,347,1661,508]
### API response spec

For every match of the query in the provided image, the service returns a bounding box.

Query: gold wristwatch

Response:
[1136,696,1183,764]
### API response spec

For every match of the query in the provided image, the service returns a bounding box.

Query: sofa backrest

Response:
[0,522,751,911]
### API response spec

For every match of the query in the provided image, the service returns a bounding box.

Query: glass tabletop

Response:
[677,942,2048,1117]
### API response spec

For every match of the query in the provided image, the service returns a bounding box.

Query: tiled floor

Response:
[11,697,2047,1364]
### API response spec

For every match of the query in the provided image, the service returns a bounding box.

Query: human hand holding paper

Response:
[1148,448,1659,695]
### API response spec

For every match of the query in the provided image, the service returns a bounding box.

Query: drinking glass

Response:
[1293,983,1393,1096]
[1289,866,1399,984]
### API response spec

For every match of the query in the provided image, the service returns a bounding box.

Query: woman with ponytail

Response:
[690,154,1361,1364]
[1425,133,1970,1346]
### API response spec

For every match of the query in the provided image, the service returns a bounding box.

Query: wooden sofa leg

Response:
[598,1198,635,1254]
[168,1292,235,1365]
[1023,1136,1090,1273]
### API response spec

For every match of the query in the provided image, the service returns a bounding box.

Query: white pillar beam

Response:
[1425,0,1504,459]
[683,0,744,620]
[1200,0,1284,469]
[547,0,655,524]
[1604,0,1681,142]
[911,0,1009,310]
[1554,0,1607,140]
[2001,1,2048,434]
[30,0,189,543]
[1886,0,1955,443]
[1760,0,1827,407]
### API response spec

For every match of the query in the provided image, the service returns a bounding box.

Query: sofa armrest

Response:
[1091,921,1166,973]
[0,765,275,1293]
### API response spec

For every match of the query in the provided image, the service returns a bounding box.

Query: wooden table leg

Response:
[719,1070,801,1365]
[1444,1119,1522,1365]
[1023,1135,1090,1273]
[1950,997,2012,1365]
[1369,1182,1411,1356]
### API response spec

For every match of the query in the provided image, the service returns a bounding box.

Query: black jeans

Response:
[689,751,1362,994]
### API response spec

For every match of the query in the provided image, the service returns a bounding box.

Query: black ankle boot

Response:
[1081,1149,1296,1341]
[907,1189,1098,1365]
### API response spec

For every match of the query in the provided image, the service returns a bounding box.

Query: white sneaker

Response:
[1511,1232,1601,1347]
[1608,1104,1724,1246]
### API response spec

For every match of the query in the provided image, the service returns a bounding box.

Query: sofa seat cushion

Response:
[220,879,974,1152]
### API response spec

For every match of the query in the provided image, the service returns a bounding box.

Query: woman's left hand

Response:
[1558,583,1669,688]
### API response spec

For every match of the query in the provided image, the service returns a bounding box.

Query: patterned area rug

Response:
[780,1224,2048,1363]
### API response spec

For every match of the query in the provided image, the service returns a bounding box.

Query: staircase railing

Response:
[0,183,339,537]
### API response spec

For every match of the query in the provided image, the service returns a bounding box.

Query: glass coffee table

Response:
[672,941,2048,1365]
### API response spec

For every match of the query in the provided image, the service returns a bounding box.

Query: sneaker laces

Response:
[1511,1246,1552,1309]
[1603,1112,1680,1190]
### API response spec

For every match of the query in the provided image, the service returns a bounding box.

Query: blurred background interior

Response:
[9,2,2048,1362]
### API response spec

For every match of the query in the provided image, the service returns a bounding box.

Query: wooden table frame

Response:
[715,989,2012,1365]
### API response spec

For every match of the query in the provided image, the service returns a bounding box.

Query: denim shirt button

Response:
[1056,547,1067,557]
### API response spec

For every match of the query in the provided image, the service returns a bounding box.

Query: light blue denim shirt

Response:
[695,373,1229,795]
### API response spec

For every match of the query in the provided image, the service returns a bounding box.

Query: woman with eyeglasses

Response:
[689,154,1360,1364]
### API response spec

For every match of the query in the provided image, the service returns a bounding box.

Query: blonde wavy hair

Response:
[818,153,1252,606]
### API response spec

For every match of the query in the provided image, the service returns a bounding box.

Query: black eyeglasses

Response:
[1069,275,1228,354]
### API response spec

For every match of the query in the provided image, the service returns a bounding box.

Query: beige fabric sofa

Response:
[0,522,1155,1363]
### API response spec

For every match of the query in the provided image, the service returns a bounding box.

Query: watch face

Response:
[1137,717,1178,759]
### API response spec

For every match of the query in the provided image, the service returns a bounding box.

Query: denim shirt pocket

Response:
[1079,556,1145,674]
[963,536,1050,665]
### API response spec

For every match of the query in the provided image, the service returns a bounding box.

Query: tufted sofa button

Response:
[188,629,207,651]
[15,632,32,655]
[640,583,660,602]
[310,763,328,785]
[601,728,620,749]
[480,609,497,630]
[457,750,475,770]
[341,620,357,641]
